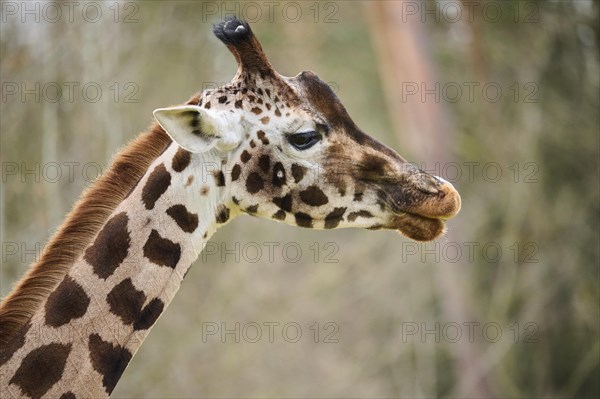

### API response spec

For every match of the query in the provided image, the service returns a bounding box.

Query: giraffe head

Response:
[154,18,460,241]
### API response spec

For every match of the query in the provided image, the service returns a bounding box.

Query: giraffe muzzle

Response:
[411,173,462,220]
[384,172,461,241]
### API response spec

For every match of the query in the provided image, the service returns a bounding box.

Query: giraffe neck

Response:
[0,142,237,398]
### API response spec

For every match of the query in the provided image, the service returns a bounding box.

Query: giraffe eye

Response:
[288,131,321,150]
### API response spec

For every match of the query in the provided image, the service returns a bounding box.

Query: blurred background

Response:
[1,1,598,398]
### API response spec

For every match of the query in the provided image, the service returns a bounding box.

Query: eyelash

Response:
[288,131,322,150]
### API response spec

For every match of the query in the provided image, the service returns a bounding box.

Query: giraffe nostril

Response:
[414,174,440,195]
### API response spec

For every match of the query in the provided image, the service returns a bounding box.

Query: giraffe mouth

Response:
[389,175,461,241]
[391,212,447,242]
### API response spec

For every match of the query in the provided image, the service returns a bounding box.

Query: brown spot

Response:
[327,142,344,158]
[246,172,264,194]
[275,108,281,117]
[231,164,242,181]
[59,392,76,399]
[142,164,171,210]
[353,192,364,202]
[260,116,270,125]
[273,210,286,220]
[241,150,252,163]
[273,194,293,212]
[258,155,270,173]
[251,107,262,115]
[10,343,72,399]
[295,212,313,228]
[334,178,347,196]
[204,101,211,109]
[88,334,132,395]
[167,204,199,233]
[324,207,347,229]
[107,278,164,330]
[360,154,388,181]
[235,100,243,109]
[272,162,286,187]
[245,204,259,214]
[84,212,130,279]
[0,322,30,367]
[232,196,240,205]
[299,186,329,206]
[257,88,263,96]
[213,170,226,187]
[185,175,194,187]
[376,189,387,211]
[218,95,227,103]
[256,130,269,145]
[44,275,90,327]
[143,229,181,269]
[347,210,373,222]
[216,205,230,223]
[200,186,209,196]
[249,140,256,148]
[172,147,191,172]
[291,164,306,183]
[266,103,272,110]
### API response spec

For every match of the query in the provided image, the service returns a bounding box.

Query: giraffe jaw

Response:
[388,212,447,242]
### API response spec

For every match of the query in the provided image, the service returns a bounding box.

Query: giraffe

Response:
[0,17,460,398]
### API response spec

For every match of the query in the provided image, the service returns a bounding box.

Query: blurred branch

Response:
[366,0,453,164]
[366,1,491,397]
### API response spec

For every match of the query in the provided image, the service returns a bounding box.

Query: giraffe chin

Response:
[391,213,446,242]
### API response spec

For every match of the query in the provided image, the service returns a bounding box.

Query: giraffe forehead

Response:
[289,71,351,129]
[200,89,312,136]
[197,73,326,126]
[203,74,298,105]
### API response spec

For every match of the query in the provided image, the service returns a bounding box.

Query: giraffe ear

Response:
[153,105,242,153]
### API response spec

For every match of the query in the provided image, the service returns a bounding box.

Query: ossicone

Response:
[213,16,275,78]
